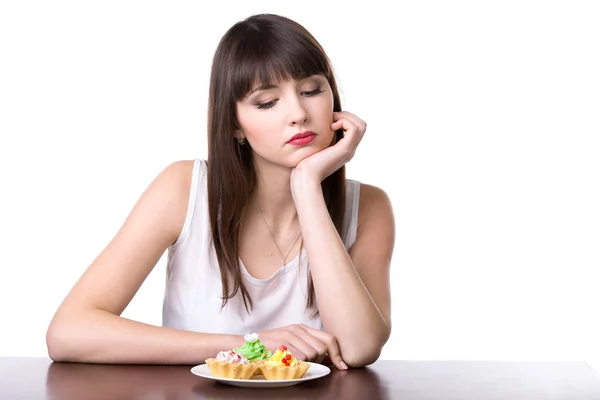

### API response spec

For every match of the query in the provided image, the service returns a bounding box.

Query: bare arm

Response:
[292,178,394,368]
[46,160,242,364]
[289,111,394,367]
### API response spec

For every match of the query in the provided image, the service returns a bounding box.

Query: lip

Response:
[287,131,317,144]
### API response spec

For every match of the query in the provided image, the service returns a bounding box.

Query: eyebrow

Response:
[248,83,278,96]
[247,75,324,97]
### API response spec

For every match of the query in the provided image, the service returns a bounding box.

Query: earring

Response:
[237,137,246,145]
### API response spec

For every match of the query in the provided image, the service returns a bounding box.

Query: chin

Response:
[258,136,332,169]
[286,146,322,167]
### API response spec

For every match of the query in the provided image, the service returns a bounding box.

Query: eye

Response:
[302,88,323,96]
[255,87,323,110]
[257,99,278,109]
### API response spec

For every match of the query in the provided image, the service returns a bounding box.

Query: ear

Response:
[234,129,245,140]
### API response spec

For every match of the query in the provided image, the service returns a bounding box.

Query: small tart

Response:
[259,345,311,380]
[234,333,272,376]
[260,360,310,380]
[204,350,259,380]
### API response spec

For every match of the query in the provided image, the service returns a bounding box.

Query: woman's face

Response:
[235,74,335,168]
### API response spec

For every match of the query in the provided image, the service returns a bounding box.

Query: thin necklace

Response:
[254,202,302,267]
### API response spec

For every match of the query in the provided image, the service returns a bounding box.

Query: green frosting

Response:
[235,339,272,361]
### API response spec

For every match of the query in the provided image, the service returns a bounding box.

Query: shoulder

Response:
[139,159,197,240]
[357,183,391,203]
[150,160,197,202]
[349,182,395,272]
[356,183,394,227]
[160,159,196,181]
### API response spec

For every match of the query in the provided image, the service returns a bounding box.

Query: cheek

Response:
[317,96,335,125]
[239,111,274,137]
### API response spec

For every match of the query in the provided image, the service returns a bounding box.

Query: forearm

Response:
[293,180,389,366]
[46,309,242,364]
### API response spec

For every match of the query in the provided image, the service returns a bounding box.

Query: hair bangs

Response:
[230,25,331,101]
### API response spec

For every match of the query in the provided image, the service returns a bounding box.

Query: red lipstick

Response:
[287,131,316,146]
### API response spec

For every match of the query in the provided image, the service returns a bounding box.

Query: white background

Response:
[1,1,599,372]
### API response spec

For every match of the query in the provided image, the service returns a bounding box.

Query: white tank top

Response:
[162,159,360,334]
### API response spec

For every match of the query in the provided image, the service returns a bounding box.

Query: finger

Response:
[332,111,345,121]
[284,332,319,362]
[331,114,350,124]
[288,325,328,362]
[331,119,358,146]
[333,113,366,136]
[332,111,355,120]
[283,344,307,362]
[295,325,347,370]
[332,118,365,153]
[330,118,356,135]
[346,114,367,130]
[330,119,345,130]
[333,111,365,126]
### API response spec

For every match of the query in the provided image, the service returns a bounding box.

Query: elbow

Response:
[46,318,80,363]
[341,326,390,368]
[342,346,382,368]
[341,338,387,368]
[46,323,68,362]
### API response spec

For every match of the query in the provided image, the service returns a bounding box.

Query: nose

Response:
[288,96,309,126]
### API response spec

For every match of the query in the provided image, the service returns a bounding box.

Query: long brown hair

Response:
[207,14,346,316]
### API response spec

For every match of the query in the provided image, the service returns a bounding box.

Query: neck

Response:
[249,157,298,233]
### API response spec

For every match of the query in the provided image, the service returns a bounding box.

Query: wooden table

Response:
[1,358,599,399]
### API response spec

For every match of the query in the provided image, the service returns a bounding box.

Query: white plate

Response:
[190,362,331,388]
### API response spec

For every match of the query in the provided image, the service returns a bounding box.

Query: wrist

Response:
[291,170,322,201]
[226,334,245,351]
[202,333,244,359]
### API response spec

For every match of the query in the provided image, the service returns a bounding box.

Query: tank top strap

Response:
[342,179,361,249]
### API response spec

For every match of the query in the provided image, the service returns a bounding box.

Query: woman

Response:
[46,13,395,370]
